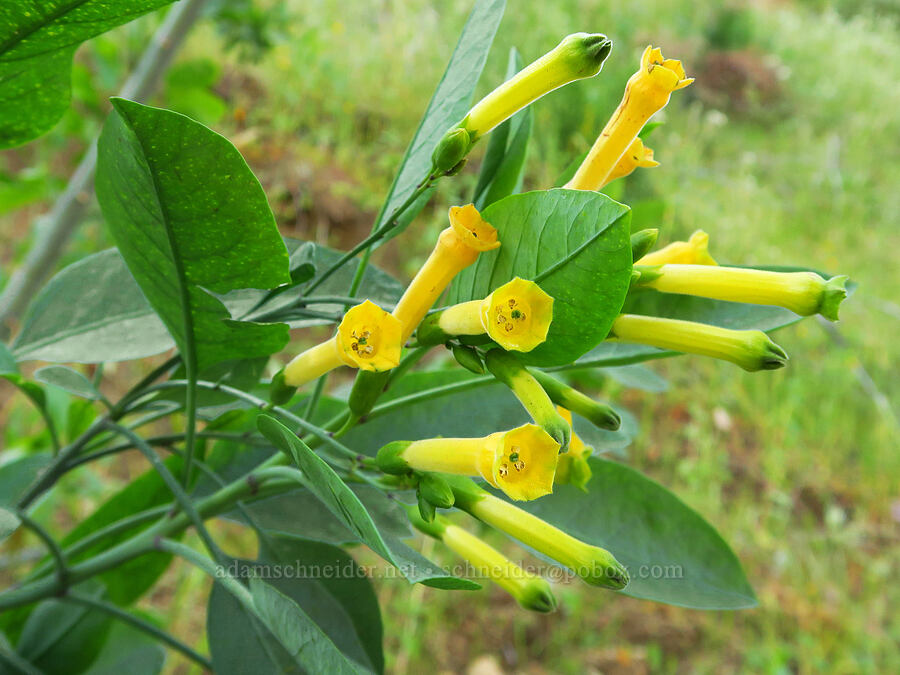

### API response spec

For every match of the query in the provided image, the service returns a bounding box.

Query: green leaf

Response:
[16,581,113,674]
[341,370,633,458]
[472,48,532,210]
[12,249,173,364]
[256,415,479,590]
[95,98,290,371]
[515,457,757,609]
[448,189,633,366]
[249,579,365,674]
[572,265,848,368]
[0,507,20,544]
[602,364,668,393]
[0,454,52,509]
[12,241,402,364]
[0,0,175,148]
[374,0,506,243]
[34,366,102,401]
[208,536,383,674]
[82,620,165,675]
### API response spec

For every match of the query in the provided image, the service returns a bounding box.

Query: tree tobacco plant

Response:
[0,1,851,672]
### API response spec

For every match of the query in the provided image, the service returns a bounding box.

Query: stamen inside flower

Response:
[350,329,375,357]
[487,425,559,501]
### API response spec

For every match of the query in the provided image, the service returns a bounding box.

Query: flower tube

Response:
[530,369,620,431]
[603,137,659,186]
[608,314,788,372]
[637,229,717,266]
[431,33,613,174]
[282,300,402,387]
[417,277,554,352]
[448,477,629,590]
[376,423,560,502]
[392,204,499,343]
[566,46,693,191]
[406,508,557,613]
[636,265,849,321]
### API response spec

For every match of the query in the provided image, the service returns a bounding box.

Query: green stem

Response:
[181,358,198,487]
[63,591,213,670]
[156,538,254,611]
[305,178,434,297]
[17,511,67,591]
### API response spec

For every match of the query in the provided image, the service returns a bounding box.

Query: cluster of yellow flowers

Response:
[277,39,848,611]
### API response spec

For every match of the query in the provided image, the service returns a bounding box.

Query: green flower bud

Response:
[451,344,485,374]
[417,490,436,522]
[269,368,296,406]
[418,472,456,509]
[630,228,659,262]
[431,127,472,176]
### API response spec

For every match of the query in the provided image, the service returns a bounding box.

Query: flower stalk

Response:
[566,45,693,191]
[608,314,788,372]
[405,507,557,612]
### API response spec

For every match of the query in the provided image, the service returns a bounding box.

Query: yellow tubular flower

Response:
[554,407,593,491]
[428,277,554,352]
[283,300,402,387]
[391,204,499,342]
[608,314,788,372]
[463,33,613,141]
[450,482,629,590]
[603,137,659,186]
[637,230,717,266]
[377,424,560,502]
[406,509,557,612]
[566,46,693,191]
[638,265,849,321]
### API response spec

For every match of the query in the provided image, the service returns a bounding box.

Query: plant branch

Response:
[16,511,68,591]
[63,591,213,670]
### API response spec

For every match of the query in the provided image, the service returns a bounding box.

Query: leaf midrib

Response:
[117,102,198,373]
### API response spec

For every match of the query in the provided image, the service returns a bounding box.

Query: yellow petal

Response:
[448,204,500,252]
[480,277,554,352]
[485,424,560,501]
[335,300,402,371]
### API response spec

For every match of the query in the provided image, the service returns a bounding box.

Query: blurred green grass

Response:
[1,0,898,672]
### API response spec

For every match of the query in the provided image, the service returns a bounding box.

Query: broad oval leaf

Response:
[96,99,291,371]
[0,1,175,147]
[448,188,633,366]
[515,457,757,609]
[256,415,478,590]
[12,242,404,364]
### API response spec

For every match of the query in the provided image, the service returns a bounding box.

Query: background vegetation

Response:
[1,0,898,672]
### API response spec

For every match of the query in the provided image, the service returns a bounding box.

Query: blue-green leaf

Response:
[34,366,101,401]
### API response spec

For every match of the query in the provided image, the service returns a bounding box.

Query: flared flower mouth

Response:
[480,277,554,352]
[449,204,500,252]
[641,45,694,91]
[637,229,717,266]
[336,300,402,371]
[629,137,659,168]
[484,424,559,501]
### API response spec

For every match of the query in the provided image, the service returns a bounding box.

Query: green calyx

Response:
[557,32,613,78]
[517,577,558,613]
[818,275,849,322]
[418,472,455,509]
[415,312,452,347]
[451,343,485,374]
[416,491,437,522]
[443,475,488,511]
[743,331,789,372]
[269,368,296,406]
[431,127,473,176]
[630,228,659,262]
[375,441,413,475]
